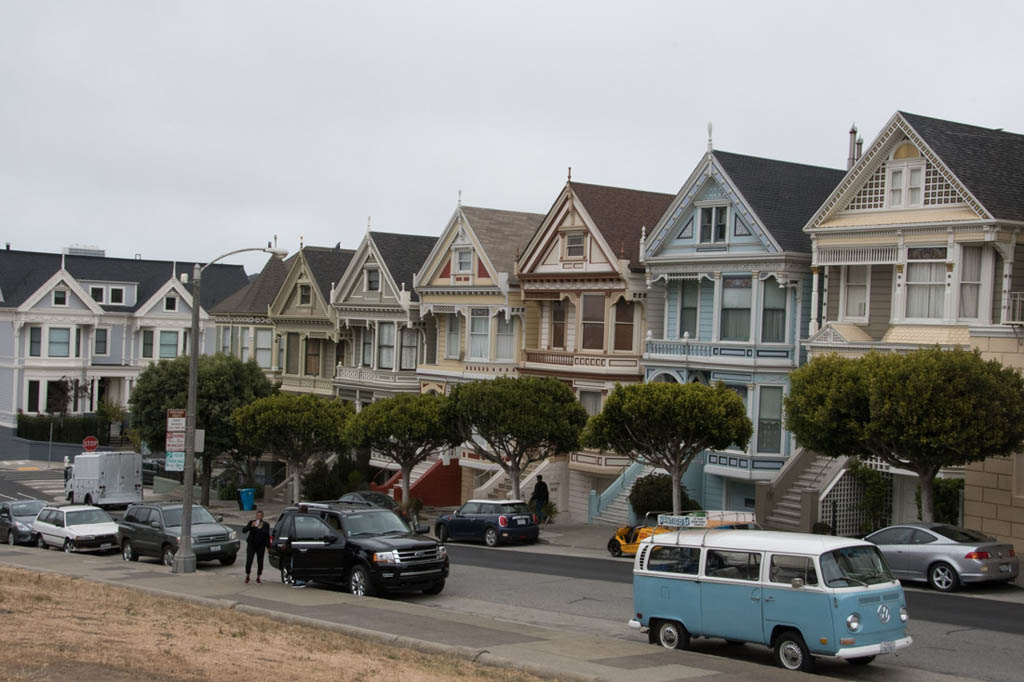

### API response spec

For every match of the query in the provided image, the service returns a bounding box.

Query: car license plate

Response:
[100,543,111,550]
[210,545,221,552]
[880,641,895,654]
[1000,563,1011,573]
[515,516,531,525]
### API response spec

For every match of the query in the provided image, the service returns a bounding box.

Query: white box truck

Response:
[64,452,143,508]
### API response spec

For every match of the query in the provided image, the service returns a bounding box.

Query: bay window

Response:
[679,281,698,338]
[614,299,634,351]
[551,301,566,349]
[445,314,460,359]
[158,331,178,358]
[361,328,373,367]
[757,386,783,454]
[469,309,489,360]
[581,294,605,350]
[255,329,273,368]
[94,328,108,356]
[240,328,250,361]
[959,246,982,319]
[400,328,418,369]
[905,248,947,319]
[305,338,322,375]
[48,328,70,357]
[286,332,300,373]
[496,315,514,361]
[843,265,868,320]
[579,390,602,417]
[142,330,154,358]
[720,277,752,342]
[378,323,395,369]
[761,281,787,343]
[29,327,41,357]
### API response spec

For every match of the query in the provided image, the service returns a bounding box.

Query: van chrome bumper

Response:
[834,636,912,659]
[628,619,648,633]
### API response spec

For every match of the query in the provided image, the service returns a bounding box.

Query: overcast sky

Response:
[2,1,1021,274]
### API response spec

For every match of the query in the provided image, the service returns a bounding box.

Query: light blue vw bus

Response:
[629,529,912,671]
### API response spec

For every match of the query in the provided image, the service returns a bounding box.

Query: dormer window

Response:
[164,295,177,312]
[90,286,104,303]
[366,269,380,292]
[109,287,124,304]
[565,233,585,259]
[454,249,472,273]
[887,142,925,208]
[699,206,727,243]
[52,290,67,306]
[299,284,311,305]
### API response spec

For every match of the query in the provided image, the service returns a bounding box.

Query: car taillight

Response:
[532,514,538,524]
[965,551,991,560]
[1010,549,1016,557]
[498,516,508,528]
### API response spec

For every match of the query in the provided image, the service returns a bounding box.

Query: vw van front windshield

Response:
[819,545,894,587]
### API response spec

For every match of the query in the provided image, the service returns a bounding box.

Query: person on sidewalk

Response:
[529,475,549,524]
[242,509,271,584]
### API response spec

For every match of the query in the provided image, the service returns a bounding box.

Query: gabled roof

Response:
[713,151,847,252]
[369,232,438,301]
[460,206,545,283]
[569,182,674,269]
[0,249,248,312]
[900,111,1024,222]
[301,246,356,302]
[211,254,294,316]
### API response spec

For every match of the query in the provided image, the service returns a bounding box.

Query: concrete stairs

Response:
[762,452,844,531]
[480,460,543,501]
[591,465,658,526]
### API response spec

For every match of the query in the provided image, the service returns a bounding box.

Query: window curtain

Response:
[378,323,395,369]
[906,263,945,318]
[470,311,489,359]
[757,386,783,453]
[959,247,982,318]
[496,315,514,361]
[400,328,418,369]
[446,315,460,358]
[720,278,751,341]
[680,281,698,338]
[255,329,273,368]
[844,265,868,318]
[761,282,786,343]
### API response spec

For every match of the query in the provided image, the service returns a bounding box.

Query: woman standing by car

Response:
[242,510,271,583]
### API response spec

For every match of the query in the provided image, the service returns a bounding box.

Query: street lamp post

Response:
[172,245,287,574]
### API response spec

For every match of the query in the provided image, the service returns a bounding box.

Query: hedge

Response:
[17,414,110,445]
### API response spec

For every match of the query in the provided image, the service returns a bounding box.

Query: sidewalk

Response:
[0,544,830,682]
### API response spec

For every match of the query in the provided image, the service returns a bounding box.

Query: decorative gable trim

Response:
[807,112,990,230]
[270,250,333,319]
[332,234,411,312]
[136,277,205,320]
[17,269,106,315]
[412,206,507,294]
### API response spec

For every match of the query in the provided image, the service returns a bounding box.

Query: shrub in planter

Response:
[628,473,701,516]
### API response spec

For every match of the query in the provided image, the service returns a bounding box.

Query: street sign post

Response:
[166,409,187,433]
[165,452,185,472]
[166,432,186,452]
[82,436,99,452]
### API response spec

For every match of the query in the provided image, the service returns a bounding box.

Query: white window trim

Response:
[495,314,515,362]
[164,295,178,312]
[900,248,949,323]
[47,326,72,358]
[468,309,490,361]
[760,278,790,344]
[837,265,871,324]
[755,385,786,456]
[444,314,461,359]
[89,286,105,304]
[52,289,68,307]
[94,326,111,357]
[453,248,473,274]
[563,231,586,260]
[955,244,991,324]
[298,284,313,306]
[141,329,155,359]
[886,159,926,209]
[158,329,180,359]
[695,202,729,245]
[364,268,381,292]
[678,280,701,339]
[108,286,126,305]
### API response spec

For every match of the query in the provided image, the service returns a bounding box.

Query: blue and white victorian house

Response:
[639,147,845,512]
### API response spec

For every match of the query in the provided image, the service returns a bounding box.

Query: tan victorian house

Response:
[269,245,355,397]
[515,180,674,522]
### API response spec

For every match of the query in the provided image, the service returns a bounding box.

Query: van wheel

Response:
[848,656,876,666]
[656,620,690,650]
[607,538,623,557]
[774,630,813,671]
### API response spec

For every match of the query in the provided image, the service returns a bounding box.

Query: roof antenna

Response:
[567,166,572,182]
[274,234,278,248]
[300,235,304,249]
[457,189,462,207]
[367,216,372,232]
[707,121,713,152]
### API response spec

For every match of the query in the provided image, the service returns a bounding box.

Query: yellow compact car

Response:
[607,511,758,557]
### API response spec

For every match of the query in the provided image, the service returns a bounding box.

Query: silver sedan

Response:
[865,523,1018,592]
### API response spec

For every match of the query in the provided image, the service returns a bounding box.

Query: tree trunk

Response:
[670,466,682,515]
[918,471,936,523]
[400,463,412,506]
[509,459,521,500]
[292,459,304,504]
[200,455,212,506]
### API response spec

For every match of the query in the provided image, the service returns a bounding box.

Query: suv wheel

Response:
[122,540,138,562]
[422,580,445,595]
[436,524,449,543]
[219,554,236,566]
[484,527,499,547]
[348,565,377,597]
[280,564,294,585]
[162,545,175,567]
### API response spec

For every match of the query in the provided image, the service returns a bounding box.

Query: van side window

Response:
[647,546,701,575]
[704,549,761,581]
[769,554,818,586]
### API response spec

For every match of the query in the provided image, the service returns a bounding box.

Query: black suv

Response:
[117,503,240,567]
[268,502,448,596]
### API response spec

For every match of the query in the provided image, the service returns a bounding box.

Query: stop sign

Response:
[82,436,99,452]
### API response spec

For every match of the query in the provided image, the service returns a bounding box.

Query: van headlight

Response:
[900,606,908,623]
[846,613,861,632]
[373,550,399,565]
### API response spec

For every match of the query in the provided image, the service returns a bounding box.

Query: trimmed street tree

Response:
[583,382,752,514]
[129,354,275,504]
[446,377,588,500]
[785,348,1024,522]
[346,392,457,506]
[233,393,352,504]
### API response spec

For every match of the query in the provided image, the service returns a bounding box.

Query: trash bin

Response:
[239,488,256,511]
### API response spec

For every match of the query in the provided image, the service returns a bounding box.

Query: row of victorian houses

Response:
[2,111,1023,552]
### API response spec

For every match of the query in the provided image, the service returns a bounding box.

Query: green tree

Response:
[785,348,1024,522]
[446,377,588,500]
[584,382,751,514]
[233,393,352,504]
[129,355,275,505]
[346,393,456,506]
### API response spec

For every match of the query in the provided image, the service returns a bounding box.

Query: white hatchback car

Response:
[33,505,119,553]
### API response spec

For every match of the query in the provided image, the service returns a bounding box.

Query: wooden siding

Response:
[664,283,677,338]
[698,280,714,341]
[865,265,893,340]
[524,302,541,350]
[825,266,840,322]
[647,285,666,339]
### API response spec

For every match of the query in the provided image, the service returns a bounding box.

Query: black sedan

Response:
[0,499,47,546]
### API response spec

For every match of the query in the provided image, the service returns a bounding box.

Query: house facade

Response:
[800,112,1024,539]
[330,231,437,409]
[268,245,355,398]
[0,248,248,433]
[514,180,675,521]
[414,204,544,501]
[642,150,845,513]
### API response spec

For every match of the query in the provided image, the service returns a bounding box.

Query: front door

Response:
[699,549,765,643]
[448,503,478,539]
[763,553,834,655]
[289,515,334,578]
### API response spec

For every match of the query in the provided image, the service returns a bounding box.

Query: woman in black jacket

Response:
[242,509,271,583]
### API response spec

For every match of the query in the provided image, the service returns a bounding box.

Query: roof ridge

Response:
[569,180,674,199]
[712,149,846,173]
[899,111,1023,138]
[0,248,244,269]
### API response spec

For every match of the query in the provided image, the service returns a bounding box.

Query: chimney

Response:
[855,135,864,162]
[847,123,858,170]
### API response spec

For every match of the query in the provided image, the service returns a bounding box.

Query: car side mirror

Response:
[415,524,429,535]
[216,515,224,523]
[323,534,338,544]
[791,577,805,589]
[150,520,160,529]
[454,510,462,517]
